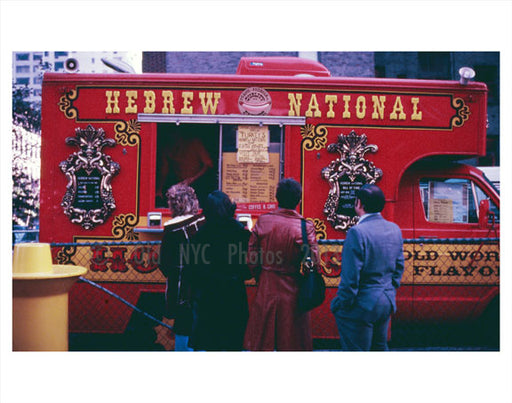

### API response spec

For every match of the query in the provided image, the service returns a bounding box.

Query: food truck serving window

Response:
[420,178,499,224]
[153,120,284,210]
[221,125,282,207]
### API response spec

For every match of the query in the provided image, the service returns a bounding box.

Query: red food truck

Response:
[40,56,499,348]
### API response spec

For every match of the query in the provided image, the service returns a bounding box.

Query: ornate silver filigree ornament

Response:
[59,125,120,230]
[322,130,382,231]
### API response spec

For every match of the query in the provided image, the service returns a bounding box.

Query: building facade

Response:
[12,51,142,102]
[13,51,70,100]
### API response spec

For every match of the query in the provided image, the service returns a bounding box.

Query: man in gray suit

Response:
[330,184,405,351]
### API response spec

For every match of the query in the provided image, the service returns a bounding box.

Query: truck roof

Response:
[42,71,488,93]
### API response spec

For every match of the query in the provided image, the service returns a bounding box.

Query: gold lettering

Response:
[342,95,351,118]
[288,93,302,116]
[356,96,366,119]
[199,92,221,114]
[105,90,120,114]
[143,91,156,113]
[325,95,337,118]
[305,94,322,118]
[371,95,386,120]
[161,90,175,114]
[125,90,138,114]
[181,91,193,114]
[390,96,406,120]
[411,97,422,120]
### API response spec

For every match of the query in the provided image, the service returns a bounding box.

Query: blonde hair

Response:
[166,185,199,217]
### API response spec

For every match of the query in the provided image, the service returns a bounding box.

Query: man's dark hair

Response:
[276,178,302,209]
[355,184,386,213]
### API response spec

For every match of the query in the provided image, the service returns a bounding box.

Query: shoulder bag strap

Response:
[301,218,310,248]
[301,218,311,261]
[176,227,190,304]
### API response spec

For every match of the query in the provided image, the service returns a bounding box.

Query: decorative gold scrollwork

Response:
[55,245,78,265]
[451,97,471,127]
[59,125,120,230]
[311,218,327,240]
[322,130,383,231]
[58,89,79,120]
[112,213,139,240]
[301,124,328,151]
[114,119,141,146]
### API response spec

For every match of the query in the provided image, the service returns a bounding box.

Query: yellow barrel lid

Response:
[13,243,87,280]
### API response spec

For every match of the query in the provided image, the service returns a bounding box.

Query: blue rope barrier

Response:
[317,238,499,245]
[52,241,162,247]
[78,276,174,332]
[51,237,499,248]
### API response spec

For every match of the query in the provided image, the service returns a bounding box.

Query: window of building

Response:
[16,53,30,61]
[16,66,30,73]
[33,53,43,61]
[33,76,42,85]
[54,51,68,58]
[55,61,64,70]
[420,178,499,224]
[16,77,30,85]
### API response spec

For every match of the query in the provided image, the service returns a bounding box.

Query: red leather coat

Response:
[243,208,319,351]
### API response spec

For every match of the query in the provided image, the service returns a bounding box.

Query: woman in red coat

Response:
[244,178,319,351]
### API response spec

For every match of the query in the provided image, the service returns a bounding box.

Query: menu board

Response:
[428,199,454,223]
[336,175,365,216]
[222,152,279,204]
[427,181,469,223]
[236,125,269,163]
[237,149,269,164]
[73,168,102,209]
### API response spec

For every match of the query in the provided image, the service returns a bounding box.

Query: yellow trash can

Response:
[12,243,87,351]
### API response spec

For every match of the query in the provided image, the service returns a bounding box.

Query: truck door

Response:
[416,176,499,239]
[398,167,500,323]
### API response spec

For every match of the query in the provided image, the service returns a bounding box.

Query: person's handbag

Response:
[297,219,326,313]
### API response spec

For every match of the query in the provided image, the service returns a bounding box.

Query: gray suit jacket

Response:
[331,213,405,318]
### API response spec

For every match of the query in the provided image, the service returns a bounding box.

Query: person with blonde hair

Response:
[160,184,205,351]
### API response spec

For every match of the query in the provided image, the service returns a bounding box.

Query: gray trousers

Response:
[333,293,393,351]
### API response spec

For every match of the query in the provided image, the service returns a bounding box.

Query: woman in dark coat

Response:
[160,185,205,351]
[188,191,251,351]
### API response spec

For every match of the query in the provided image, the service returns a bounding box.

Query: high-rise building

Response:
[13,51,69,100]
[12,51,142,102]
